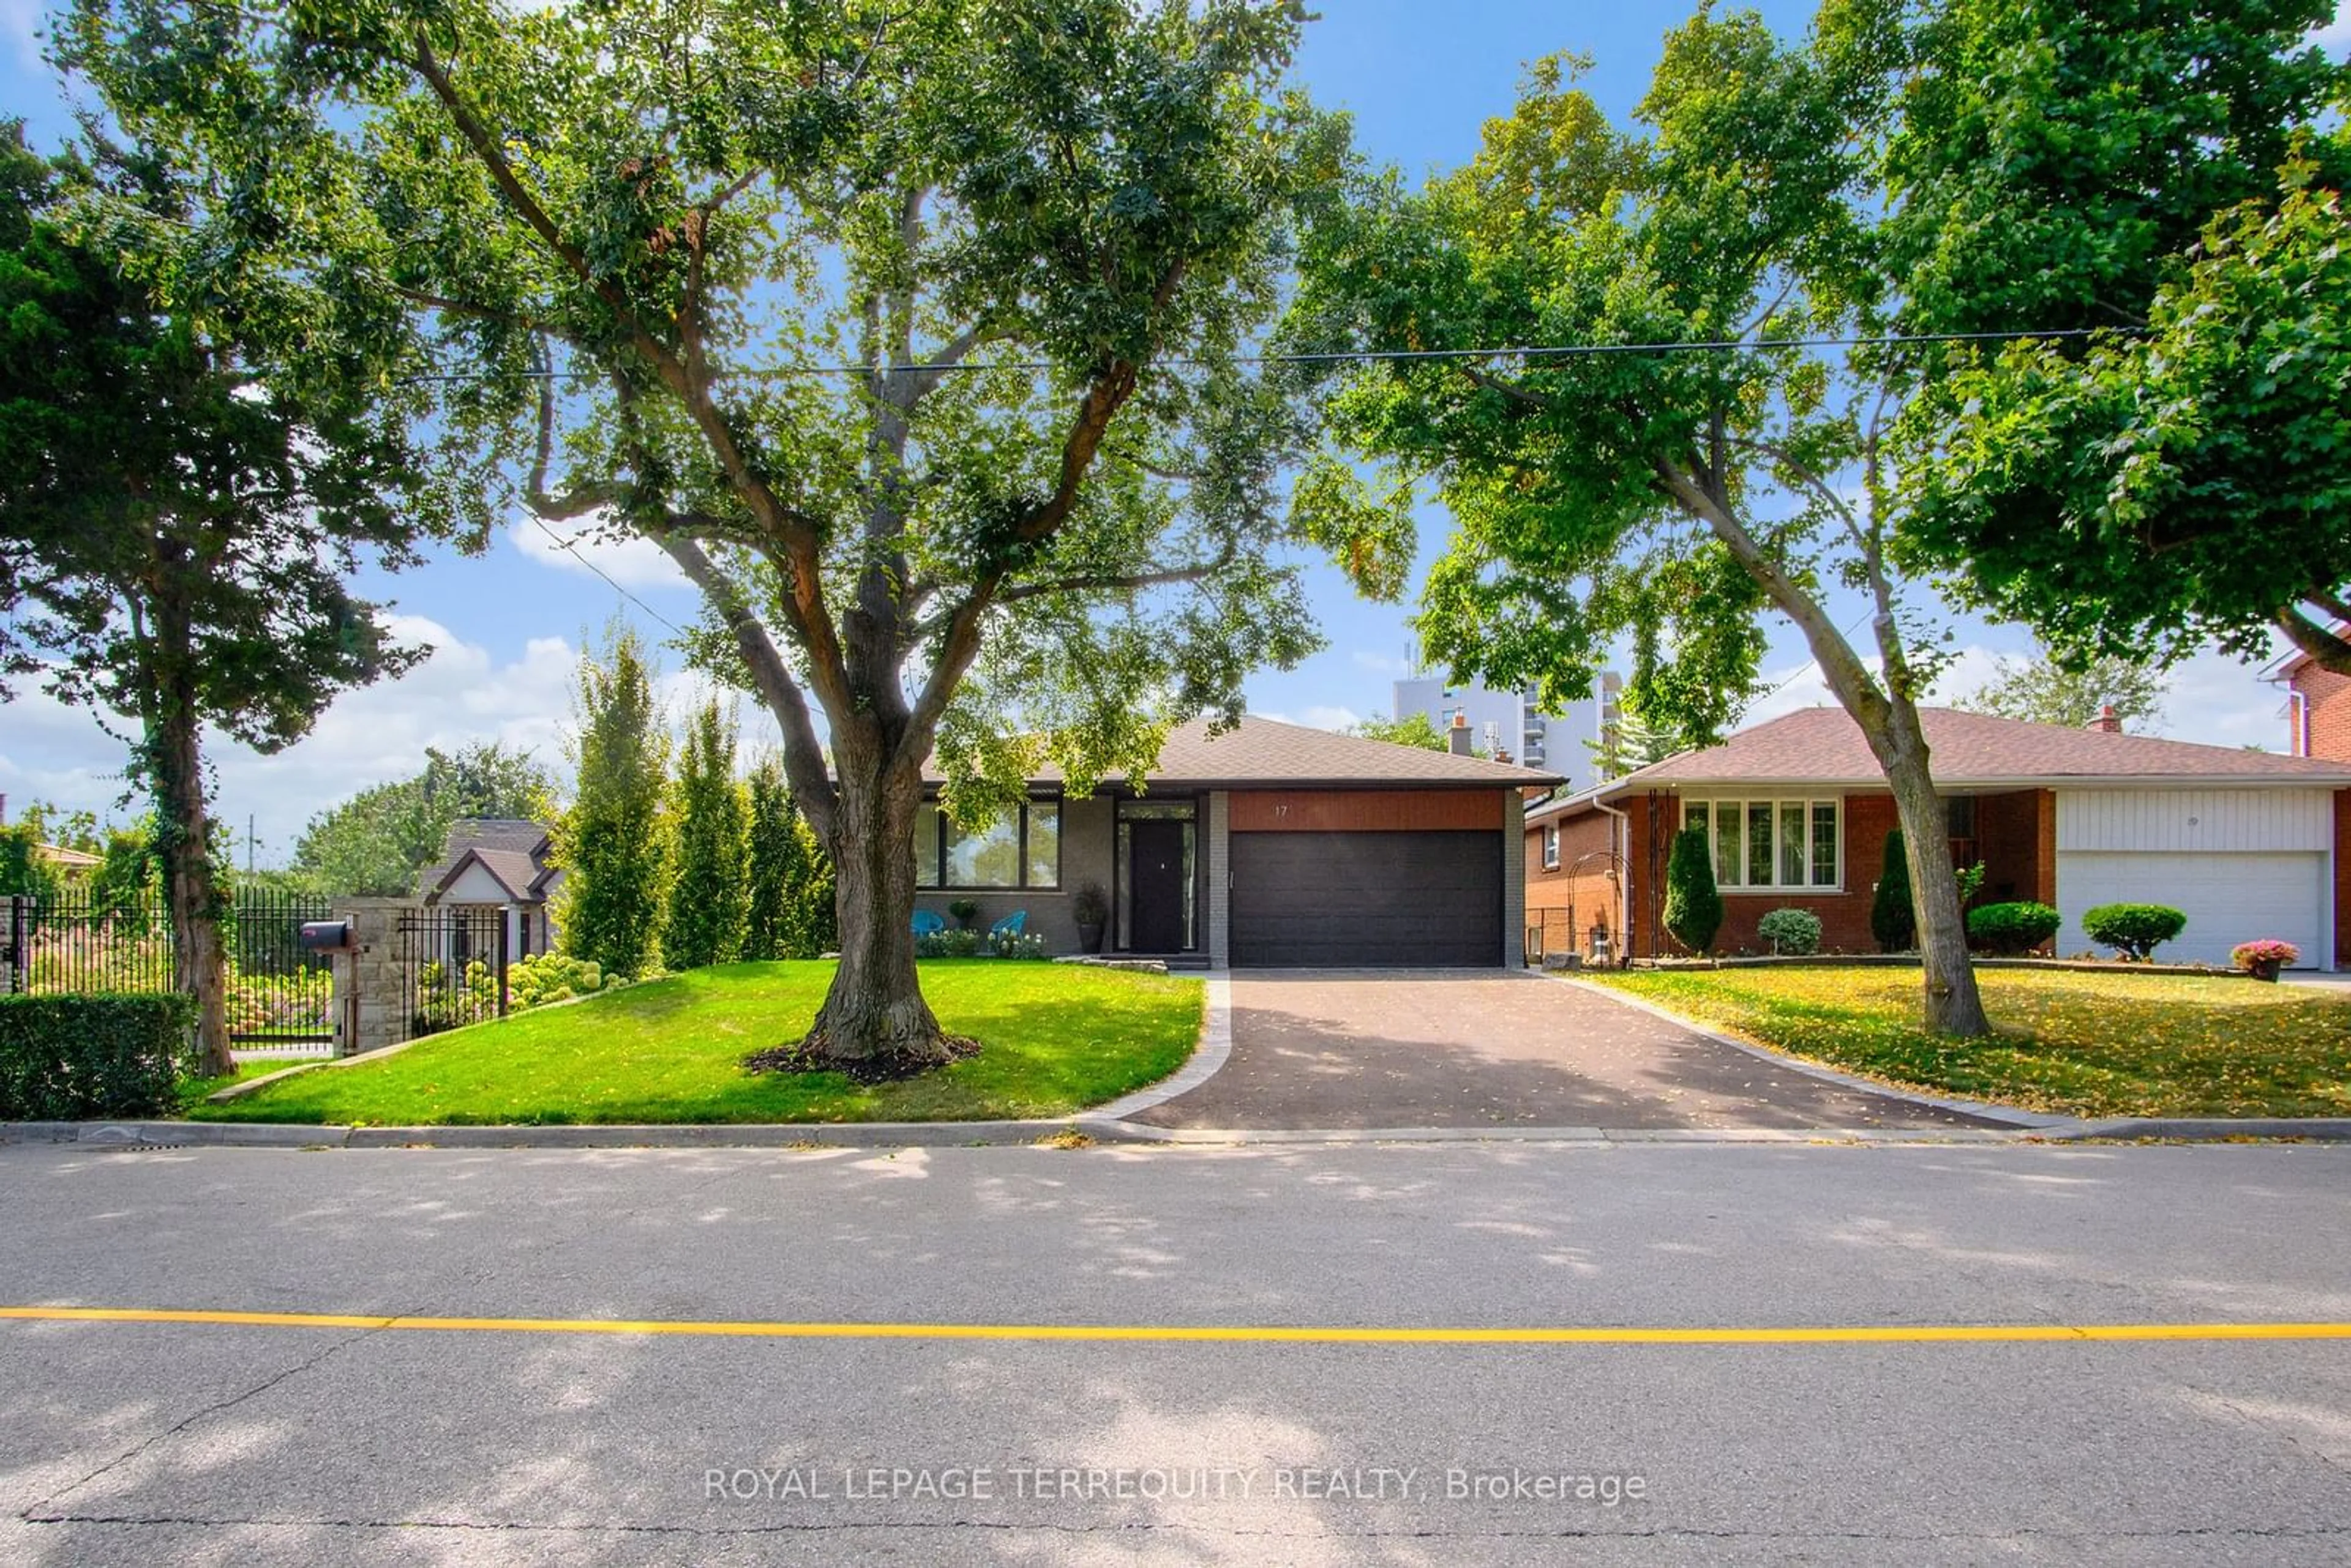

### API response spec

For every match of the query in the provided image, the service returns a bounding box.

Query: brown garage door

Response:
[1229,830,1502,967]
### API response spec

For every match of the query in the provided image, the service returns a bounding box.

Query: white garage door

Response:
[2057,852,2326,967]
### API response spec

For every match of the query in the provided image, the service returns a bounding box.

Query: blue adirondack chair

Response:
[911,909,946,937]
[986,910,1028,950]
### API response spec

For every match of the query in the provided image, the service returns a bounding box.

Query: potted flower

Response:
[947,898,980,932]
[2230,939,2299,982]
[1071,882,1109,955]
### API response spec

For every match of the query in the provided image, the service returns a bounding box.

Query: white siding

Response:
[439,861,514,904]
[2055,789,2331,853]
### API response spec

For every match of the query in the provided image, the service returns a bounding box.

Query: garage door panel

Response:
[1231,831,1501,967]
[2057,850,2324,967]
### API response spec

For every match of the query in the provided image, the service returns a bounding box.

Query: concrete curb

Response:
[7,1116,2350,1150]
[1553,975,2071,1131]
[1089,976,1233,1120]
[2038,1117,2351,1142]
[9,969,2349,1149]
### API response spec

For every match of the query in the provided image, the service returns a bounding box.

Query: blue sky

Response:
[2,1,2344,861]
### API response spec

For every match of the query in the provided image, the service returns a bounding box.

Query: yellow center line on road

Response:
[2,1306,2350,1345]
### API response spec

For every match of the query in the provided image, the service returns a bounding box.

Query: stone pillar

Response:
[1502,787,1528,967]
[1,894,22,995]
[1204,792,1230,970]
[334,898,421,1058]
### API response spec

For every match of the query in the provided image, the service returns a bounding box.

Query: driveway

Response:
[1127,971,2014,1131]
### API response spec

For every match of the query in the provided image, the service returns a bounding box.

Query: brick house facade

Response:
[1528,707,2351,967]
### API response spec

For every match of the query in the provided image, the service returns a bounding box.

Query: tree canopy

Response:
[1886,0,2351,672]
[1955,646,2167,733]
[0,118,463,1067]
[64,0,1386,1067]
[292,742,557,895]
[1287,6,1993,1033]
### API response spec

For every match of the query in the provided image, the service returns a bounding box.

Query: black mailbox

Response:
[299,919,354,953]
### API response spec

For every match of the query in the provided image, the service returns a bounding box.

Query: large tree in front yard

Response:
[0,124,464,1071]
[68,0,1377,1070]
[1884,0,2351,674]
[1287,7,1993,1035]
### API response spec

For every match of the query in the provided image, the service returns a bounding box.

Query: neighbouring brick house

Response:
[2276,647,2351,763]
[1527,707,2351,969]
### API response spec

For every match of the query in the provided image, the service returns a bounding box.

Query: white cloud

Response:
[508,519,692,591]
[0,619,580,865]
[1292,704,1362,732]
[0,0,42,71]
[1350,648,1415,678]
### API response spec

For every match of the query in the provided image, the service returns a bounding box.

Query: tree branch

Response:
[389,285,569,340]
[1458,364,1554,410]
[1649,453,1890,732]
[525,350,627,520]
[408,27,683,382]
[2278,604,2351,676]
[656,535,838,842]
[996,547,1238,606]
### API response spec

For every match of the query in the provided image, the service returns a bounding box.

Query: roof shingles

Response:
[1613,706,2351,788]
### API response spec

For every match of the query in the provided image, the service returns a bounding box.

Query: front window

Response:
[1542,824,1560,868]
[1682,797,1842,891]
[913,798,1062,890]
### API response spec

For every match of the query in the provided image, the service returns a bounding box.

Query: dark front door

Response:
[1129,819,1188,951]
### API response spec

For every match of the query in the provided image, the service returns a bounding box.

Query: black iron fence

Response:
[2,890,337,1045]
[395,906,509,1043]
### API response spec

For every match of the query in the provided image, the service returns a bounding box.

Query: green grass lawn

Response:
[175,1058,329,1114]
[188,959,1202,1126]
[1588,967,2351,1119]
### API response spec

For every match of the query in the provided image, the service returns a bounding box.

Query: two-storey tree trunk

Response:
[800,754,958,1070]
[146,617,231,1076]
[1868,702,1990,1038]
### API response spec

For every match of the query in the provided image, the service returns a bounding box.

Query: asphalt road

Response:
[2,1139,2348,1566]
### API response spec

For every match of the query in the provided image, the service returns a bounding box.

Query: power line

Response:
[396,326,2115,387]
[526,515,684,632]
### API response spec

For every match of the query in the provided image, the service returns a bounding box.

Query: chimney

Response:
[2090,705,2121,734]
[1449,708,1473,756]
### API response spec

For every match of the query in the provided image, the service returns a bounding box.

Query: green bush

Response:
[1967,901,2062,956]
[2082,903,2187,961]
[916,929,983,958]
[1757,907,1822,955]
[1871,829,1915,952]
[0,992,193,1119]
[1662,827,1722,954]
[508,951,609,1011]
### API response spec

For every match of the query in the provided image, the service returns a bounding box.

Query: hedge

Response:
[0,992,195,1120]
